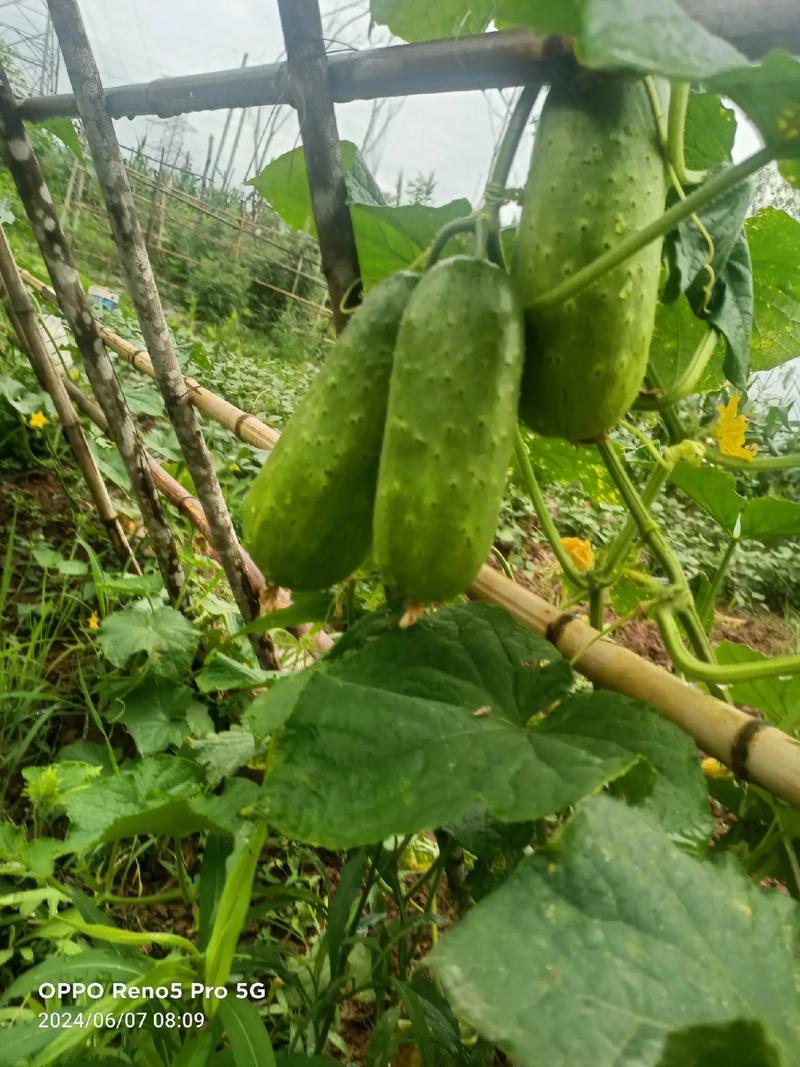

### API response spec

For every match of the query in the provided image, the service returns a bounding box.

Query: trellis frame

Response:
[2,0,800,802]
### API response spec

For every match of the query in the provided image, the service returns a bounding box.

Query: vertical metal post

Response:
[46,0,279,669]
[277,0,361,334]
[0,61,185,602]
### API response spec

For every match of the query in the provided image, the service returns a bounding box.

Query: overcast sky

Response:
[2,0,760,210]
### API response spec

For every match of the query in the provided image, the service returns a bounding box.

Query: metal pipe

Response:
[16,2,800,124]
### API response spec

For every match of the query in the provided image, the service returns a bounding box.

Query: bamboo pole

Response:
[0,61,185,603]
[17,3,800,123]
[0,226,139,571]
[63,379,333,658]
[47,0,279,671]
[470,566,800,808]
[278,0,363,334]
[21,268,281,452]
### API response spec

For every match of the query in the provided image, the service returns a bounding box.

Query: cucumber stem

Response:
[657,607,800,682]
[706,449,800,472]
[668,81,709,187]
[634,327,719,411]
[529,146,774,312]
[596,465,670,583]
[596,439,732,700]
[696,535,738,630]
[426,217,477,269]
[513,427,591,589]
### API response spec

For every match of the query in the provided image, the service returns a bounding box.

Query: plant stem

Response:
[656,607,800,682]
[706,449,800,472]
[485,84,541,198]
[596,441,685,589]
[426,217,476,268]
[596,465,670,583]
[596,440,731,700]
[589,586,605,630]
[667,81,708,187]
[634,328,718,410]
[514,427,590,588]
[174,838,193,905]
[528,146,773,313]
[697,536,738,629]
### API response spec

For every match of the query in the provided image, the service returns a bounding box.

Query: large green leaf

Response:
[429,796,800,1067]
[259,605,709,848]
[63,756,258,848]
[251,142,471,287]
[110,674,211,756]
[370,0,493,41]
[670,463,800,540]
[683,93,736,173]
[647,298,724,396]
[528,435,621,504]
[495,0,583,35]
[3,951,146,1004]
[715,642,800,730]
[657,1021,782,1067]
[579,0,746,81]
[714,50,800,158]
[97,606,200,679]
[746,209,800,372]
[218,997,276,1067]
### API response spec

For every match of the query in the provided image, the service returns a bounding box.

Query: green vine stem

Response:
[514,427,590,589]
[697,535,738,629]
[646,76,716,310]
[706,449,800,472]
[589,586,605,630]
[634,327,719,411]
[596,440,731,700]
[595,465,670,583]
[657,607,800,682]
[426,216,477,269]
[485,84,542,203]
[528,145,773,313]
[667,81,708,187]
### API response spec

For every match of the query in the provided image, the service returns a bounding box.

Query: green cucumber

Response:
[243,271,417,589]
[512,77,667,442]
[374,256,524,602]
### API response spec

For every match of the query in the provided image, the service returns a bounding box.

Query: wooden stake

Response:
[47,0,279,670]
[0,225,139,571]
[277,0,362,334]
[0,60,185,602]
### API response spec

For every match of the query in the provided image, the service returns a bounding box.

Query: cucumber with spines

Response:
[512,76,667,442]
[243,271,417,590]
[374,256,524,603]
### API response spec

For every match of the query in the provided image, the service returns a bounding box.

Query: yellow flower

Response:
[561,537,594,572]
[713,394,758,461]
[29,410,48,429]
[68,367,80,381]
[88,611,100,631]
[701,757,730,780]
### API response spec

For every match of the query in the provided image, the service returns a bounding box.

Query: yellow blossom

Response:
[88,611,100,631]
[68,367,80,381]
[713,394,758,461]
[561,537,594,572]
[28,410,48,429]
[701,757,730,780]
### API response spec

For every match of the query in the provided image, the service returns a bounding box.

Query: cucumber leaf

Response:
[258,604,710,849]
[747,208,800,372]
[429,796,800,1067]
[370,0,493,41]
